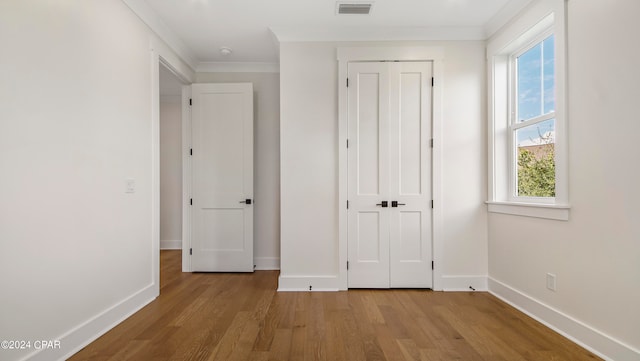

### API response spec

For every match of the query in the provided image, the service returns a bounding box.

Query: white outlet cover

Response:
[546,273,556,291]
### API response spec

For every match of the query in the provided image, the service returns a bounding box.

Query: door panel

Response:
[191,83,253,272]
[201,209,245,251]
[357,73,381,195]
[398,211,422,262]
[389,62,432,288]
[200,93,245,198]
[356,212,382,261]
[399,72,423,195]
[351,210,389,287]
[348,61,432,288]
[347,62,390,288]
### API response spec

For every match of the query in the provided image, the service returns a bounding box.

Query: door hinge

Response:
[431,77,434,87]
[430,139,433,148]
[190,248,193,255]
[189,98,192,106]
[431,261,434,270]
[431,200,434,209]
[190,148,193,156]
[190,198,193,205]
[346,139,349,148]
[347,200,350,209]
[346,78,349,87]
[347,261,349,270]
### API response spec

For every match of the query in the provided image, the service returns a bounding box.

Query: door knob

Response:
[376,201,388,208]
[391,201,406,207]
[239,199,252,205]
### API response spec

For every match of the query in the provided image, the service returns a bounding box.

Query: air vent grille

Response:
[337,2,373,15]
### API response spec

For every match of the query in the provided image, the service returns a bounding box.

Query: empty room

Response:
[0,0,638,360]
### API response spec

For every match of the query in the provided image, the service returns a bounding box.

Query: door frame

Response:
[150,40,194,289]
[180,82,192,272]
[337,46,444,291]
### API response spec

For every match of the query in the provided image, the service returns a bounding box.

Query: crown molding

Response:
[197,62,280,73]
[122,0,535,67]
[121,0,198,71]
[269,26,486,42]
[484,0,537,38]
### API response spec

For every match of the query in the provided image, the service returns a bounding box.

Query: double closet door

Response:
[347,61,433,288]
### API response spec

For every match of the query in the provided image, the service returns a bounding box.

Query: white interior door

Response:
[388,62,433,288]
[191,83,253,272]
[347,63,391,288]
[347,61,433,288]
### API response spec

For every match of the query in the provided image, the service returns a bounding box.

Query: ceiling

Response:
[125,0,533,71]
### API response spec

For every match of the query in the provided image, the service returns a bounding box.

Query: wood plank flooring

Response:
[69,251,601,360]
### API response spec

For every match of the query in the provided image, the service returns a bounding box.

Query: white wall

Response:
[487,0,640,359]
[279,41,487,289]
[0,2,193,360]
[160,97,182,249]
[195,72,281,269]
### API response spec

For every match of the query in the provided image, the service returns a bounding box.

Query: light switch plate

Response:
[126,178,135,193]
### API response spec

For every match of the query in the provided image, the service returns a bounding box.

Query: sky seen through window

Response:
[516,35,555,147]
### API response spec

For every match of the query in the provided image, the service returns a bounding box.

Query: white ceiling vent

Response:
[337,2,373,15]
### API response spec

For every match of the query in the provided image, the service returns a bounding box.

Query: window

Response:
[487,0,569,221]
[512,33,556,200]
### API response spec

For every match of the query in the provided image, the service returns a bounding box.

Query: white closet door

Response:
[347,61,433,288]
[191,83,254,272]
[388,62,433,288]
[347,62,391,288]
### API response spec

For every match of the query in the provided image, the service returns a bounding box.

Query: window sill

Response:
[486,201,570,221]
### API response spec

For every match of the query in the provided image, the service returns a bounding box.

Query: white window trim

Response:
[487,0,569,221]
[488,201,570,221]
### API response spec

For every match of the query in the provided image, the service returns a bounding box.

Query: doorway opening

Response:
[158,62,188,288]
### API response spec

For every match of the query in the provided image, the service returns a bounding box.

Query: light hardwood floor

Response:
[70,251,600,360]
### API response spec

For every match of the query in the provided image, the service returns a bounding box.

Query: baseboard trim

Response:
[254,257,280,270]
[278,275,339,291]
[488,277,639,361]
[23,284,157,361]
[277,274,487,292]
[160,239,182,250]
[442,275,488,292]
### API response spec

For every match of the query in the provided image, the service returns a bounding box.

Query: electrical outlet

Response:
[546,273,556,291]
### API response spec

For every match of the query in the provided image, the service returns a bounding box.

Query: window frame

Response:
[487,0,569,221]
